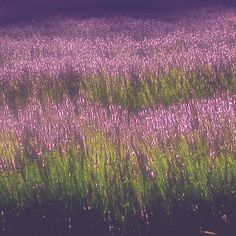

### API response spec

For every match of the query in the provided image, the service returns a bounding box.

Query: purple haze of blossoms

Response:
[0,7,236,82]
[0,94,235,155]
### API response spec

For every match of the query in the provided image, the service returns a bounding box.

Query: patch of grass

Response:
[0,67,235,111]
[0,131,236,225]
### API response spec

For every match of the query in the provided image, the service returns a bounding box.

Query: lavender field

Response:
[0,3,236,236]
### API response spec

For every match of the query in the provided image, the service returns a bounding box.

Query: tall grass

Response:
[0,93,235,227]
[0,7,236,110]
[0,130,236,228]
[0,6,236,235]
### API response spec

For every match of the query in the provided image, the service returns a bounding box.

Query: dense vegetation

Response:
[0,5,235,235]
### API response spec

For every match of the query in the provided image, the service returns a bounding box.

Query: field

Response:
[0,5,236,236]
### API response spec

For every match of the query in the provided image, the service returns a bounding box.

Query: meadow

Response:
[0,6,236,235]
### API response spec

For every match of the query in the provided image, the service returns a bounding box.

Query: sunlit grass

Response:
[0,130,236,226]
[0,6,236,234]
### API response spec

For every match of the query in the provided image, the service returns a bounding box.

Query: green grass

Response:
[1,131,236,223]
[1,67,235,110]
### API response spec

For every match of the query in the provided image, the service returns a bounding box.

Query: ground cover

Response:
[0,7,236,111]
[0,5,235,235]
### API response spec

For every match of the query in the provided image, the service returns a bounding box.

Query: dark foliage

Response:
[1,0,235,26]
[2,0,236,11]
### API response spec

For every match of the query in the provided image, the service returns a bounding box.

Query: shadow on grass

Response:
[2,201,236,236]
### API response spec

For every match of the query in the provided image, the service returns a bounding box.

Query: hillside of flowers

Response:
[0,5,236,236]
